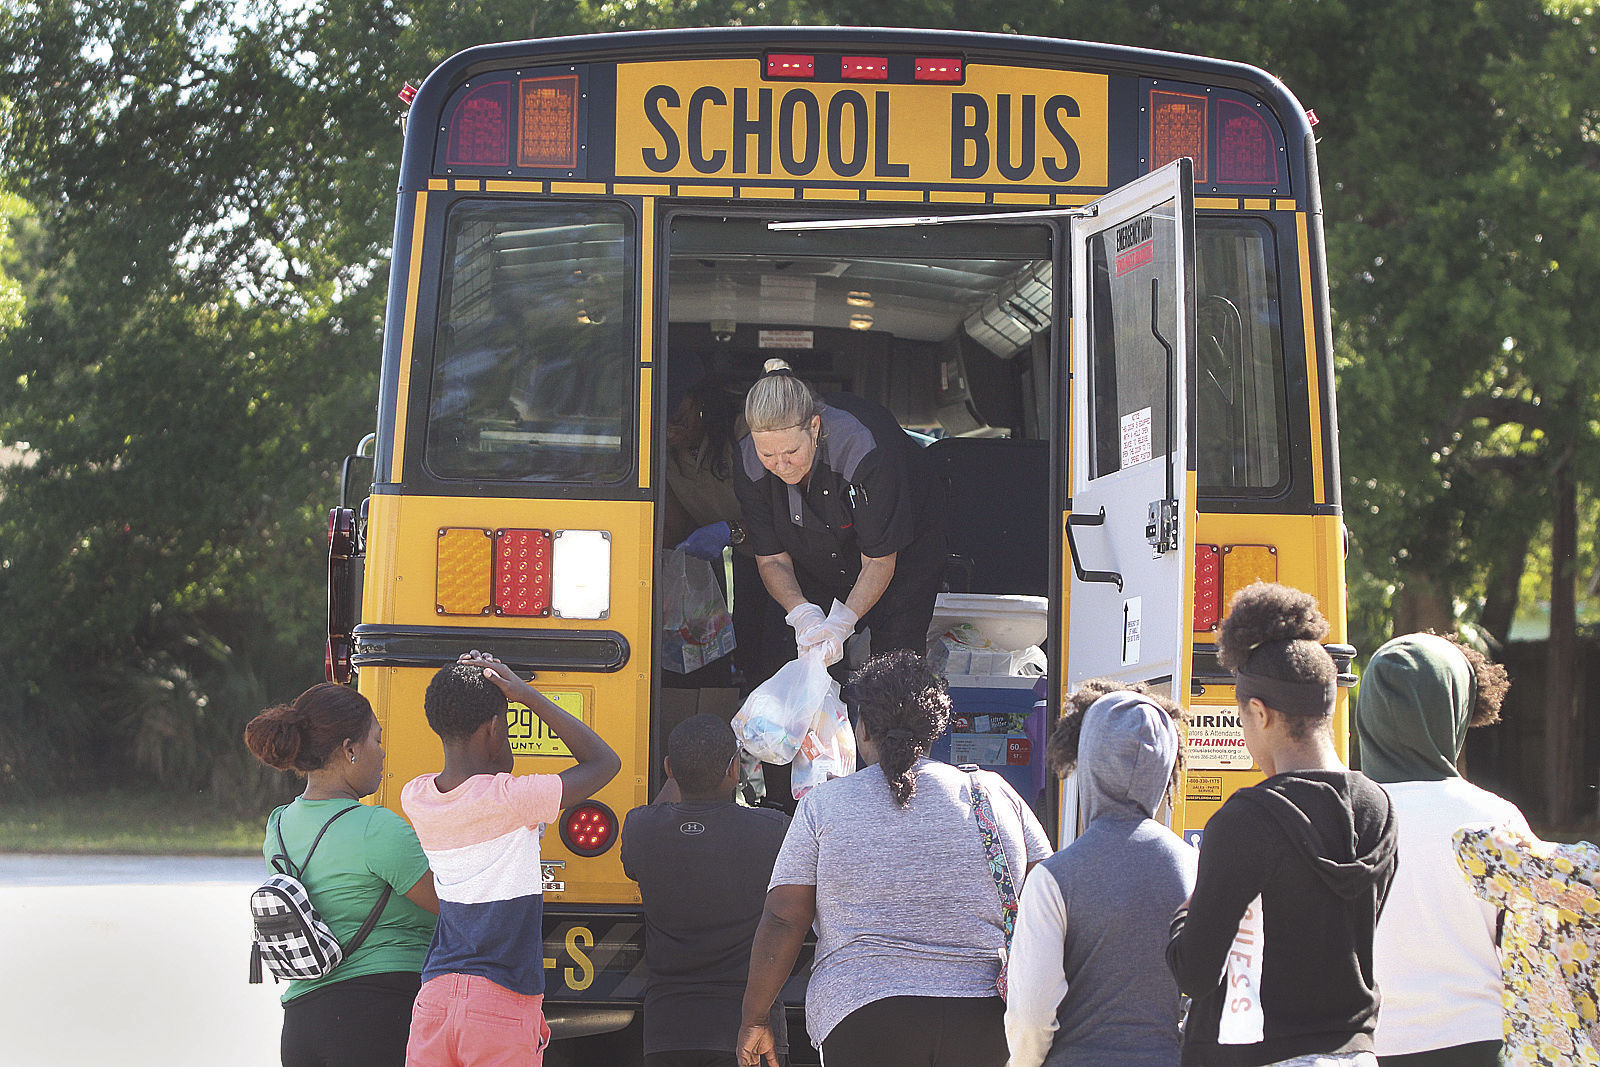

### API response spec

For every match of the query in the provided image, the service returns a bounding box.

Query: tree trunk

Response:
[1393,570,1454,637]
[1480,523,1532,649]
[1544,455,1579,827]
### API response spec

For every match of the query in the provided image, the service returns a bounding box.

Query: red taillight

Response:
[560,801,617,857]
[1194,544,1222,632]
[445,81,510,167]
[914,57,963,82]
[841,56,889,80]
[328,507,356,559]
[495,528,553,617]
[767,53,816,79]
[1217,99,1280,185]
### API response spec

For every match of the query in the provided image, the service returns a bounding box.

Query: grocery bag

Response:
[660,548,736,673]
[731,650,856,798]
[791,691,856,799]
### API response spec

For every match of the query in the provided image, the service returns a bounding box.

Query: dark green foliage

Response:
[2,0,1598,804]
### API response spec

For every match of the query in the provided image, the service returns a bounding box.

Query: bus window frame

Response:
[401,193,649,499]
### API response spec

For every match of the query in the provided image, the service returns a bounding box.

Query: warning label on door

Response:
[1185,710,1253,770]
[1121,406,1153,468]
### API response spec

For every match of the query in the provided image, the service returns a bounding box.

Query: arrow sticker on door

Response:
[1122,596,1143,665]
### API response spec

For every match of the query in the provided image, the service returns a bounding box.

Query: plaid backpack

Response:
[248,804,392,984]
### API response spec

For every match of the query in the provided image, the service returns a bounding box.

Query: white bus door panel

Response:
[1063,159,1197,706]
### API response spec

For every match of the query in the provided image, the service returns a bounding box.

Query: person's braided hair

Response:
[848,650,952,807]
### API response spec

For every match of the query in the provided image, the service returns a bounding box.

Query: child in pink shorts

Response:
[402,652,620,1067]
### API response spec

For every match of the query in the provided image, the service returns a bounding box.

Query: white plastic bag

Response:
[660,548,736,674]
[731,650,857,799]
[731,650,836,763]
[791,692,857,799]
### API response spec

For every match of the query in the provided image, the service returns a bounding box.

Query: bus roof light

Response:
[445,81,510,167]
[914,57,964,82]
[767,54,816,79]
[1150,89,1208,182]
[1218,99,1281,185]
[1194,544,1221,632]
[841,56,889,80]
[517,75,580,169]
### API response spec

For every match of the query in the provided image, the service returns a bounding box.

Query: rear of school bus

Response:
[322,26,1349,1049]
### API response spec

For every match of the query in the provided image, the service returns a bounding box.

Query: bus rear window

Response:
[1195,218,1288,494]
[425,202,635,484]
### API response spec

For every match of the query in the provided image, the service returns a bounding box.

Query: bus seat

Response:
[927,437,1050,598]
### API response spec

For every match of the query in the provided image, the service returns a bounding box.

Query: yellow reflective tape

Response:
[1297,212,1326,503]
[739,186,799,200]
[638,366,653,488]
[391,191,429,482]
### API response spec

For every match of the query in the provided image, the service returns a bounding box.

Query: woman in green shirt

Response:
[245,684,439,1067]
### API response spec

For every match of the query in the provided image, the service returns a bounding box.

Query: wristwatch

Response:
[728,520,746,546]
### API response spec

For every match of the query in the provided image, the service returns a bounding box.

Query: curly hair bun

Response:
[763,357,792,374]
[243,704,304,772]
[1218,582,1329,672]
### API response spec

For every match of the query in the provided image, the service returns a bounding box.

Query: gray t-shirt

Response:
[770,758,1052,1046]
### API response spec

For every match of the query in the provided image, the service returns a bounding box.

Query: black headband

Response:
[1234,668,1336,717]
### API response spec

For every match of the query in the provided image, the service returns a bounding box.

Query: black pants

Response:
[280,972,421,1067]
[821,995,1007,1067]
[1378,1042,1501,1067]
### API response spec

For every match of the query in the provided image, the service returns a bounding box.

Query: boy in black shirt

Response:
[622,714,791,1067]
[1167,583,1397,1067]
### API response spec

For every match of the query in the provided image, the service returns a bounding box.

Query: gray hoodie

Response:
[1009,692,1198,1067]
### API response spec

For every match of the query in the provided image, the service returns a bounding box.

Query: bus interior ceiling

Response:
[664,214,1056,602]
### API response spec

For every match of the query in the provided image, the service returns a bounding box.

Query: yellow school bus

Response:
[323,26,1352,1048]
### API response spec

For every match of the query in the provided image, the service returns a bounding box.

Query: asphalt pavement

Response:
[0,854,284,1066]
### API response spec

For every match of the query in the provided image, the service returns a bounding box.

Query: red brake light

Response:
[1194,544,1221,632]
[495,528,553,617]
[1217,99,1280,185]
[914,57,963,82]
[560,801,618,857]
[841,56,889,81]
[767,54,816,79]
[445,81,510,167]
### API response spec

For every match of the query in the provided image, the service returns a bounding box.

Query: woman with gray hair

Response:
[732,359,944,671]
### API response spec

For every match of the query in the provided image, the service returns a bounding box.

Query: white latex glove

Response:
[801,600,858,667]
[785,602,828,657]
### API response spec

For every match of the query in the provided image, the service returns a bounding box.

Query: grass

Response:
[0,787,280,855]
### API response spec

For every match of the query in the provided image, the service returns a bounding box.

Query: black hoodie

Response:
[1166,770,1398,1066]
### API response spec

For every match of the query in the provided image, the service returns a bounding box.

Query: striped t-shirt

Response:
[401,771,564,994]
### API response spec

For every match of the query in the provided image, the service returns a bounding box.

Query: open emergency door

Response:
[1055,160,1196,845]
[1062,159,1197,700]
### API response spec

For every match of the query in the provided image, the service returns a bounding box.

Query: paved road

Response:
[0,854,283,1067]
